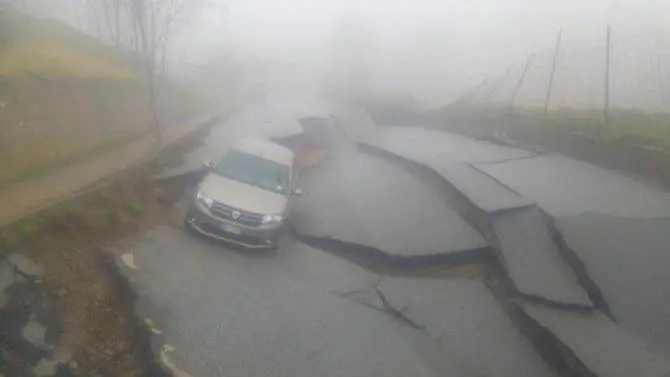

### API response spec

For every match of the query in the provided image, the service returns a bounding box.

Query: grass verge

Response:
[0,131,145,190]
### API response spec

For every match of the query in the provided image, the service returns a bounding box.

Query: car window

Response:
[213,149,290,195]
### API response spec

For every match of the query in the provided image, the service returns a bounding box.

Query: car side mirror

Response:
[202,159,213,169]
[293,187,305,196]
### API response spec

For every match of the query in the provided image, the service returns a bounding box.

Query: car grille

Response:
[210,202,263,227]
[196,221,265,246]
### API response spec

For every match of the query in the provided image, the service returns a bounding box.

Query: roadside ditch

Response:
[0,124,214,377]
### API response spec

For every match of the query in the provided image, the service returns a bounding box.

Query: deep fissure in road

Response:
[356,142,610,310]
[320,141,616,377]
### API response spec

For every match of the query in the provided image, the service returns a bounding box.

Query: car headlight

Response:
[196,190,214,209]
[262,214,283,224]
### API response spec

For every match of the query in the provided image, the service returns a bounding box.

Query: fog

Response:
[174,0,670,109]
[14,0,670,109]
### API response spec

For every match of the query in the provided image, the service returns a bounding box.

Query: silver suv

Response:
[184,138,301,249]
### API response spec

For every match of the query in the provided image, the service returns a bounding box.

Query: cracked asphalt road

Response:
[125,226,557,377]
[119,93,670,376]
[120,95,563,377]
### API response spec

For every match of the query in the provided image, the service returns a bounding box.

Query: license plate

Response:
[222,224,242,235]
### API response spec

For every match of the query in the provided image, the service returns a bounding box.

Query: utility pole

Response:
[604,24,611,125]
[509,53,535,109]
[655,53,670,105]
[544,30,562,113]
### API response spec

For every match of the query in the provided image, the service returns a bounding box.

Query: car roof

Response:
[231,138,295,166]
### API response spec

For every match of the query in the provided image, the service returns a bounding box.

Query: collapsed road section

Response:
[102,107,670,377]
[343,123,670,377]
[291,148,490,267]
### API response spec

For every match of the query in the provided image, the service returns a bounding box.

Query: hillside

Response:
[0,7,204,187]
[0,6,139,79]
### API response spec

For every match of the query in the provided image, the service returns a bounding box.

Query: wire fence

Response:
[459,24,670,117]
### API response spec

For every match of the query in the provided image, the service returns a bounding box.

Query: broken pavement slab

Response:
[491,206,592,308]
[366,126,535,164]
[519,302,670,377]
[32,346,73,377]
[22,321,53,351]
[475,153,670,218]
[353,136,592,309]
[8,253,44,279]
[292,150,488,264]
[557,213,670,351]
[433,163,532,212]
[0,255,73,376]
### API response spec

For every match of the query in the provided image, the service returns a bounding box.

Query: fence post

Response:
[544,30,563,113]
[604,24,611,125]
[509,54,535,109]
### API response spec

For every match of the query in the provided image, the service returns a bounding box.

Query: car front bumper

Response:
[185,201,282,249]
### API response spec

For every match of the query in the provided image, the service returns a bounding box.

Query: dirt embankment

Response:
[0,126,210,377]
[0,7,211,188]
[0,77,208,188]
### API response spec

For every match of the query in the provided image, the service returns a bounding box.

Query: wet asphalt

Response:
[292,148,487,258]
[124,96,560,377]
[475,151,670,353]
[122,94,670,376]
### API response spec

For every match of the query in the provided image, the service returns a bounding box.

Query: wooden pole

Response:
[509,54,535,109]
[655,54,670,105]
[604,24,611,125]
[544,30,562,113]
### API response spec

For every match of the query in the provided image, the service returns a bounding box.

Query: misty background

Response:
[6,0,670,110]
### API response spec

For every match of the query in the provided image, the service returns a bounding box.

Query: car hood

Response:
[200,173,288,215]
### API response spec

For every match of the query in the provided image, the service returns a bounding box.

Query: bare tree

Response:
[83,0,208,146]
[126,0,207,146]
[84,0,126,48]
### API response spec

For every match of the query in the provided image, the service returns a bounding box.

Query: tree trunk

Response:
[114,4,121,47]
[133,0,162,148]
[146,66,162,147]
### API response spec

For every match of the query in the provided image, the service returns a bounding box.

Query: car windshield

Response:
[213,149,290,195]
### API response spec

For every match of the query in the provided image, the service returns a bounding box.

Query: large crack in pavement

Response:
[485,271,599,377]
[291,230,493,271]
[469,164,614,317]
[350,140,629,376]
[538,209,614,319]
[100,109,670,377]
[372,287,427,331]
[330,283,428,333]
[357,141,603,311]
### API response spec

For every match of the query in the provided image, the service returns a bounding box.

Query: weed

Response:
[128,201,143,217]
